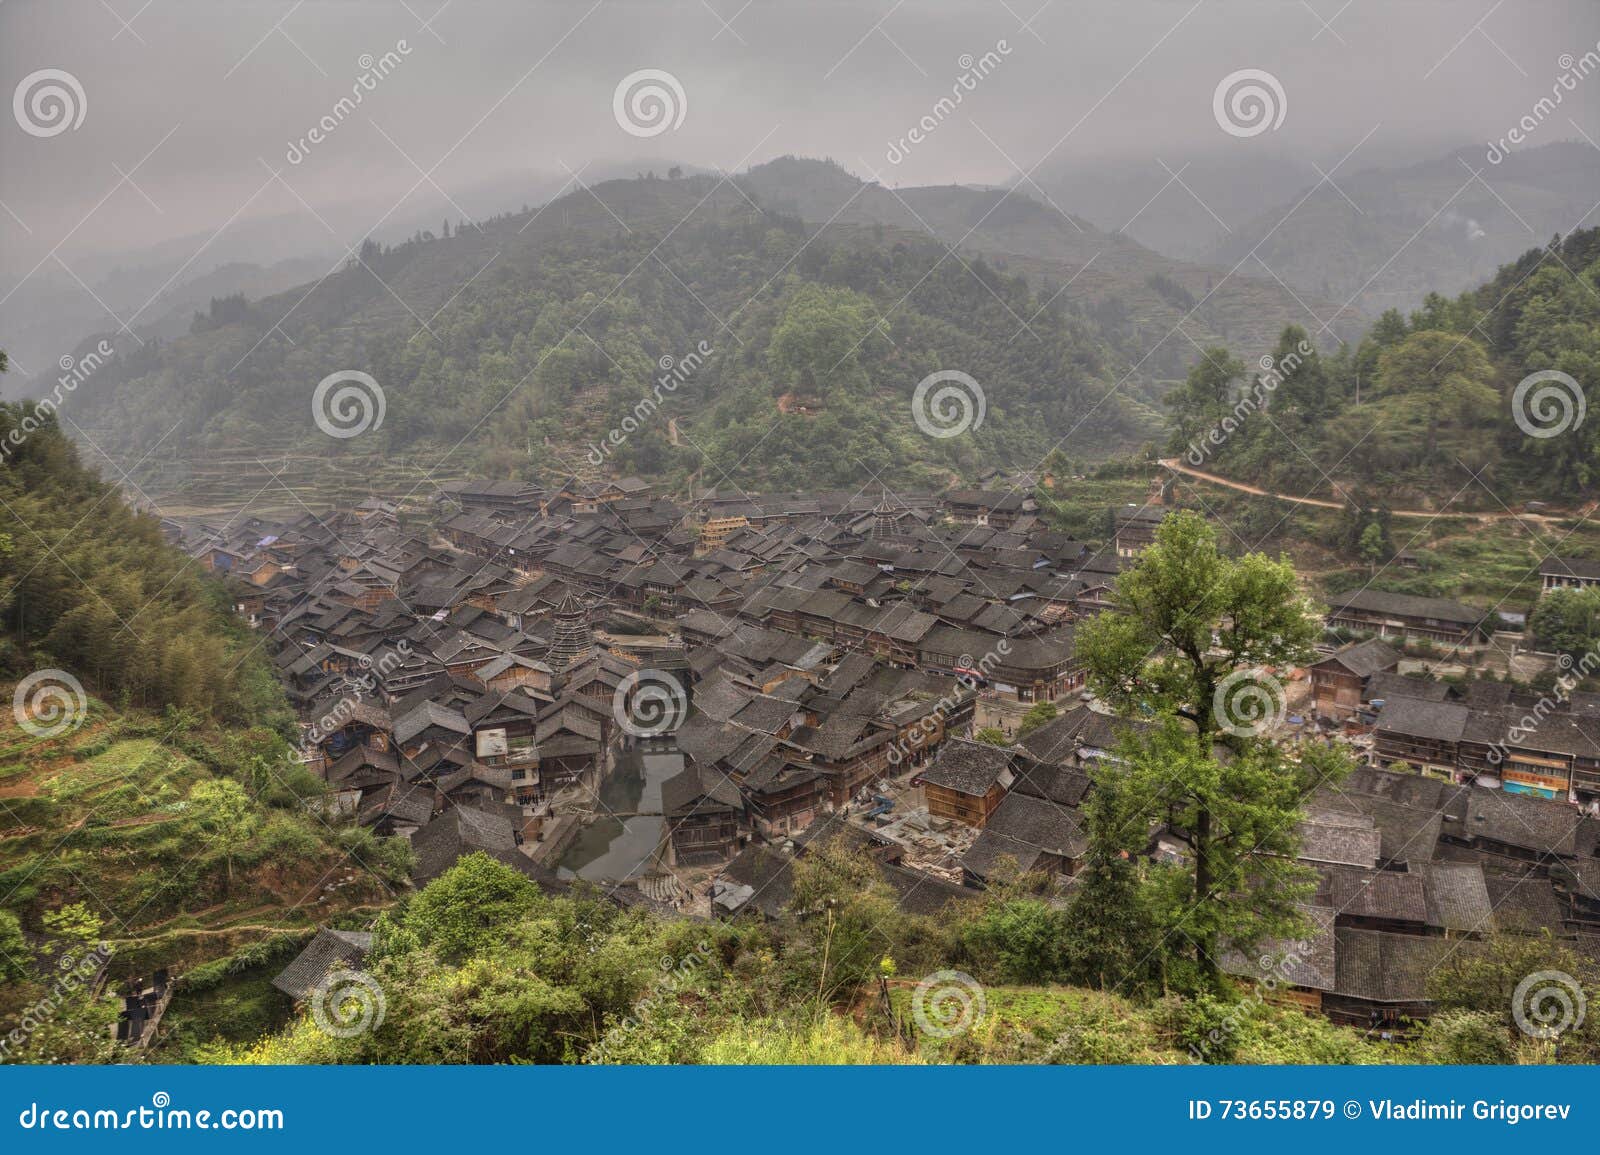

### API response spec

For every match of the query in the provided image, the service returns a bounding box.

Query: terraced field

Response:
[0,699,401,973]
[127,442,476,518]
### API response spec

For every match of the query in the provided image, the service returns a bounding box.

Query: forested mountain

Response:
[740,158,1361,372]
[1204,143,1600,319]
[65,164,1156,499]
[51,159,1367,506]
[1167,227,1600,506]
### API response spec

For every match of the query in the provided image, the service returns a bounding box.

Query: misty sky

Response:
[3,0,1600,273]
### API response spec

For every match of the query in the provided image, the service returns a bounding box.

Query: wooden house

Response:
[960,790,1088,887]
[1325,589,1487,653]
[914,739,1014,827]
[661,759,743,865]
[1309,638,1401,721]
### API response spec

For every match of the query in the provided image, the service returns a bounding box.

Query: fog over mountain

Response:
[3,0,1597,372]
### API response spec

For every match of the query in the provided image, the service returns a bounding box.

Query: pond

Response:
[557,742,683,882]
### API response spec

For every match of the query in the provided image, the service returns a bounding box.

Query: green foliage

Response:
[40,902,102,944]
[1078,511,1320,733]
[1099,724,1342,985]
[1370,330,1499,465]
[1164,229,1600,505]
[784,837,906,1006]
[1169,992,1244,1063]
[1015,702,1058,738]
[1167,347,1247,459]
[1077,512,1339,979]
[0,909,30,982]
[1530,586,1600,661]
[0,404,292,730]
[1425,931,1600,1061]
[381,853,540,964]
[1357,521,1388,568]
[959,898,1065,983]
[1,725,410,942]
[1415,1010,1517,1065]
[182,844,1480,1067]
[1060,770,1163,996]
[973,727,1010,746]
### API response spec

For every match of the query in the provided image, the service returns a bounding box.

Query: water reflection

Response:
[557,742,683,881]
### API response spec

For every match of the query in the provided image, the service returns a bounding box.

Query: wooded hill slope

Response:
[0,402,411,1062]
[1166,227,1600,509]
[59,159,1358,503]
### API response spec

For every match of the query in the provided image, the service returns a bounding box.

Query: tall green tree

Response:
[1375,330,1498,464]
[1076,512,1320,735]
[1098,722,1348,985]
[1166,348,1245,457]
[1529,586,1600,662]
[1076,511,1339,979]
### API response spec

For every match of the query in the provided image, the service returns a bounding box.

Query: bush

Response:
[1168,992,1246,1064]
[960,898,1066,984]
[1416,1010,1516,1064]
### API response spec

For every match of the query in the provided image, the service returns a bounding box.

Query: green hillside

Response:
[1166,227,1600,509]
[57,160,1369,508]
[203,852,1592,1066]
[0,400,411,1062]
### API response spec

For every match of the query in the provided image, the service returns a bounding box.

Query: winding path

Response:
[1157,459,1578,525]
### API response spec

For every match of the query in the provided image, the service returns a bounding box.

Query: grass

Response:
[0,698,400,980]
[155,961,297,1061]
[886,982,1400,1065]
[1171,483,1600,617]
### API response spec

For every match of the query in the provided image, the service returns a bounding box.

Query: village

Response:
[165,467,1600,1036]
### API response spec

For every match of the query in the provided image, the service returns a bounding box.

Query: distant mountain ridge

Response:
[1202,142,1600,319]
[739,157,1363,380]
[61,162,1170,505]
